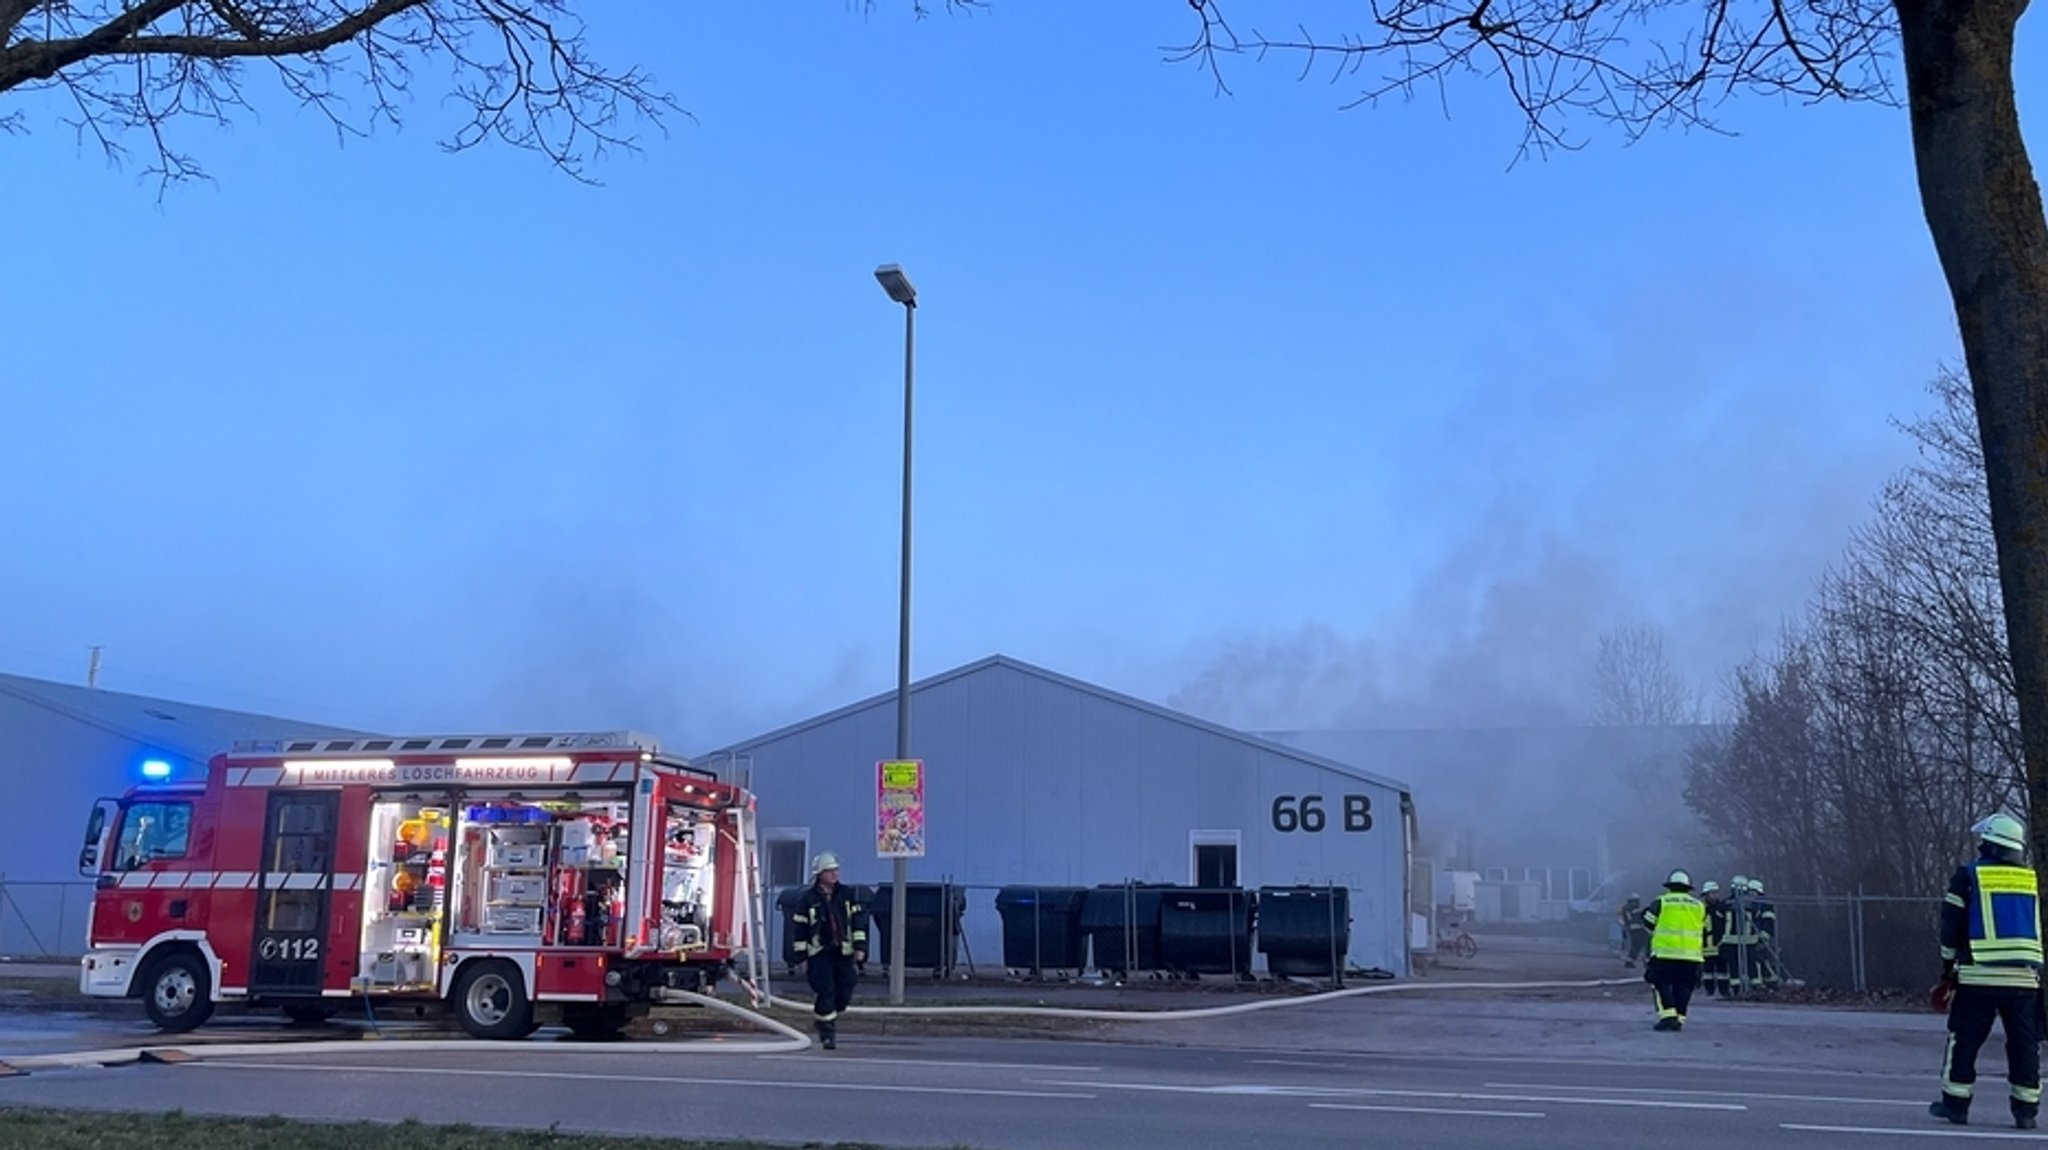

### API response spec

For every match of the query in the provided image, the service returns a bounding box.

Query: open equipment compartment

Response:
[358,794,449,993]
[449,794,632,948]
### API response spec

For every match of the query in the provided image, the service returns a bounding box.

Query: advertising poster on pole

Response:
[877,759,926,858]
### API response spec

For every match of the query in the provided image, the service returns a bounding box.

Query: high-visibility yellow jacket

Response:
[1644,891,1709,963]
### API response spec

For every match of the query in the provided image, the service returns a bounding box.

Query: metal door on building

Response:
[249,791,338,994]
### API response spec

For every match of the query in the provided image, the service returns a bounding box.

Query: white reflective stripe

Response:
[334,875,361,891]
[264,872,289,888]
[227,768,250,787]
[282,873,324,890]
[215,872,253,889]
[571,763,610,783]
[609,764,633,782]
[244,767,283,787]
[118,873,152,888]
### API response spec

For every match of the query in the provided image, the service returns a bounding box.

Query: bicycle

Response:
[1436,927,1479,960]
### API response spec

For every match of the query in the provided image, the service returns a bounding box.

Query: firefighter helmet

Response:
[1732,873,1748,891]
[1747,878,1765,895]
[1976,813,2027,853]
[1665,869,1693,890]
[1701,880,1721,894]
[810,851,842,877]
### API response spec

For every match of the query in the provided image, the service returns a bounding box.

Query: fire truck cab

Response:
[76,731,766,1040]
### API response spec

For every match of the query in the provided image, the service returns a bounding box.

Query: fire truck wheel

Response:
[141,951,214,1033]
[452,960,534,1040]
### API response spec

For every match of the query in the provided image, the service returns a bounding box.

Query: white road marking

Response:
[757,1054,1101,1073]
[1159,1040,1929,1081]
[1486,1081,1923,1107]
[187,1061,1096,1101]
[1031,1079,1745,1111]
[1782,1123,2048,1141]
[1310,1102,1545,1120]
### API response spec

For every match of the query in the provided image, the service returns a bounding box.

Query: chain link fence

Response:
[1733,893,1943,994]
[0,879,93,960]
[4,876,1948,993]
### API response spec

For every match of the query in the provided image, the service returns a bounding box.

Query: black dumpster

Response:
[1256,885,1351,978]
[867,883,967,973]
[995,886,1089,974]
[1080,884,1173,975]
[1160,889,1257,976]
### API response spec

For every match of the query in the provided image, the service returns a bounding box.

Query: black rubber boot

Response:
[2013,1107,2037,1131]
[818,1018,837,1050]
[1929,1097,1969,1126]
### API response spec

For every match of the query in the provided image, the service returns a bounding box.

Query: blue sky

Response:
[2,2,2036,746]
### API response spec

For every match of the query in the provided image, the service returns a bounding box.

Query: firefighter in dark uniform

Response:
[1643,869,1710,1030]
[1747,878,1779,990]
[1930,813,2044,1129]
[1620,895,1650,968]
[790,851,867,1051]
[1700,880,1730,998]
[1723,873,1754,996]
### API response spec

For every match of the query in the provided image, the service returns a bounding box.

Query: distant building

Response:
[699,656,1421,977]
[0,672,369,956]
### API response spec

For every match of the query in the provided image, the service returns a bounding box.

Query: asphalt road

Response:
[0,1029,2017,1149]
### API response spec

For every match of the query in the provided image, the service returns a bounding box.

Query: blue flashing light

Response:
[140,759,173,780]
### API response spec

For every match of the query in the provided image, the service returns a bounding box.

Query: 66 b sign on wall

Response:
[1271,793,1375,833]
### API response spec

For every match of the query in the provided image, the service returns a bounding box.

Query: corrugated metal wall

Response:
[714,661,1411,976]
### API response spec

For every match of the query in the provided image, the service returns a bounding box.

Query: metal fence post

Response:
[1859,892,1875,990]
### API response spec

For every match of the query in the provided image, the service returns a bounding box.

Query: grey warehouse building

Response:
[698,656,1420,978]
[0,672,367,956]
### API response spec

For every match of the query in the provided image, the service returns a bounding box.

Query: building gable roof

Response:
[0,671,374,767]
[703,654,1413,794]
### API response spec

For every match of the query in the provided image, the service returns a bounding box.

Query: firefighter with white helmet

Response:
[1699,880,1731,998]
[1930,813,2043,1129]
[789,851,868,1050]
[1642,868,1710,1030]
[1747,877,1779,990]
[1724,874,1756,996]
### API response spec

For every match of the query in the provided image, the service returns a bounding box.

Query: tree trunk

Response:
[1895,0,2048,863]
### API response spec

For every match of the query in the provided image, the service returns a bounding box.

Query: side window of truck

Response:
[115,802,193,870]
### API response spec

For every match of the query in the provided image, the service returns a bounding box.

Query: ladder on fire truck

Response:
[728,789,772,1002]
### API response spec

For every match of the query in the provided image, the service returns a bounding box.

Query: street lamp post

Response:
[874,262,917,1007]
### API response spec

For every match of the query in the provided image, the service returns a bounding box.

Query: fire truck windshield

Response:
[114,800,193,870]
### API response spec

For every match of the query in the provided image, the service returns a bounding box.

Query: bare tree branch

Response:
[1592,623,1702,726]
[1170,0,1899,160]
[0,1,693,192]
[1686,368,2018,897]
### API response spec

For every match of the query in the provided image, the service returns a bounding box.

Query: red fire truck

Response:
[75,731,767,1040]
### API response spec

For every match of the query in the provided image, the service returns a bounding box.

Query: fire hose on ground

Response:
[0,976,1645,1073]
[754,975,1645,1023]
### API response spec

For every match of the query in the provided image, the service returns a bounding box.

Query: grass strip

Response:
[0,1108,973,1150]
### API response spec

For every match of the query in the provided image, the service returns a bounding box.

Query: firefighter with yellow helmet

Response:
[1642,868,1710,1030]
[1930,813,2043,1129]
